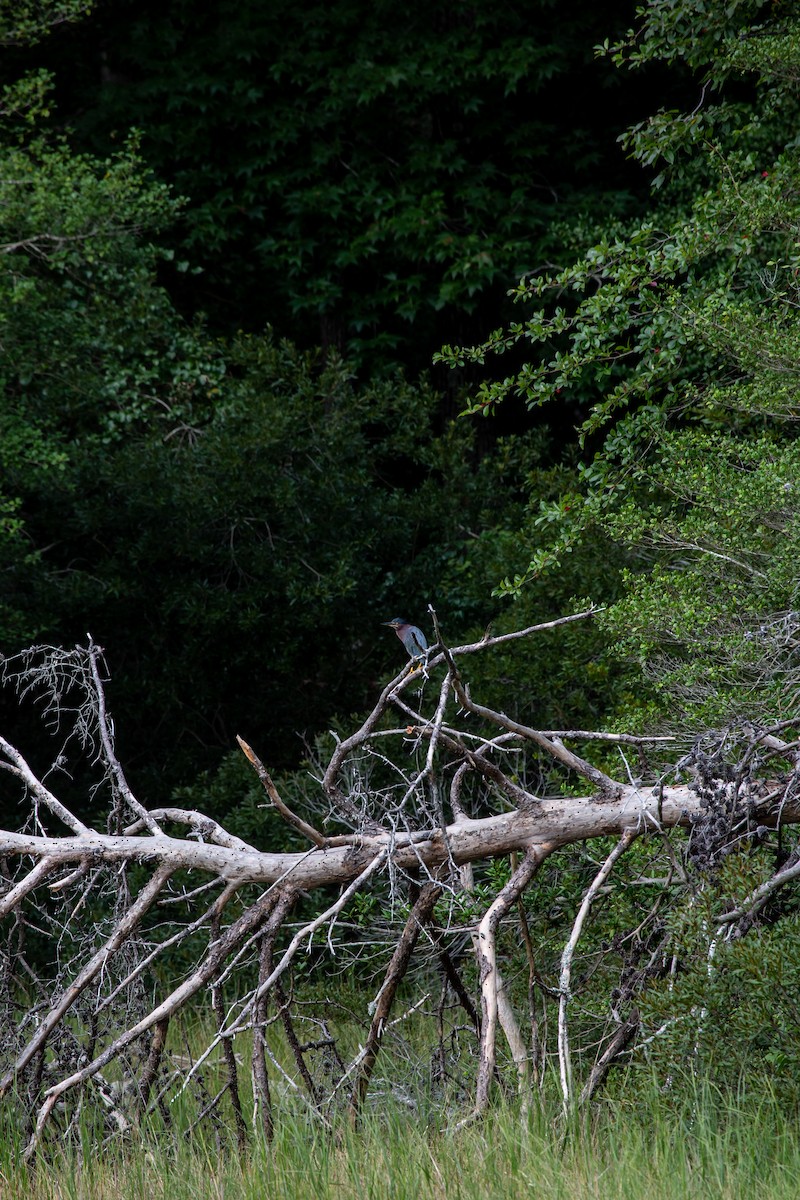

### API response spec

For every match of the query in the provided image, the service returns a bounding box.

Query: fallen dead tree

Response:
[0,610,798,1158]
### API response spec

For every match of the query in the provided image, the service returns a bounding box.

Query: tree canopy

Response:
[3,0,800,1163]
[22,0,666,369]
[1,0,645,796]
[439,0,800,732]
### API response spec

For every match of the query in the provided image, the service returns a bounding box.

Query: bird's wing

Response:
[410,628,427,655]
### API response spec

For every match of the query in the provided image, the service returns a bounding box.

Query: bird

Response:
[383,617,428,662]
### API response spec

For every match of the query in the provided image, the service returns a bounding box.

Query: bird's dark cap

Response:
[382,617,408,627]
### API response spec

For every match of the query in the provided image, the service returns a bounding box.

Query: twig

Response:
[137,1018,170,1116]
[439,607,602,659]
[717,853,800,926]
[3,863,174,1100]
[210,910,247,1151]
[578,1008,640,1105]
[0,741,90,835]
[237,736,328,848]
[87,639,163,835]
[0,857,61,917]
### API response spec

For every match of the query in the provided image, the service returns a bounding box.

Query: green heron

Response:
[383,617,428,661]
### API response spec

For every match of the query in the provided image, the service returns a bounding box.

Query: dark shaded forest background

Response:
[1,0,690,812]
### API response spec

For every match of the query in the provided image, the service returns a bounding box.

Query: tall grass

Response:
[4,1080,800,1200]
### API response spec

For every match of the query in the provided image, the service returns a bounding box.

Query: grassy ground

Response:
[3,1084,800,1200]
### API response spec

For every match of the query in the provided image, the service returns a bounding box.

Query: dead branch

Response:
[237,736,328,847]
[0,624,798,1157]
[430,606,602,658]
[459,842,557,1128]
[578,1007,640,1106]
[429,607,618,794]
[137,1017,170,1117]
[87,639,163,836]
[558,830,638,1112]
[124,808,257,852]
[0,857,60,918]
[251,888,298,1139]
[24,884,293,1159]
[252,934,276,1140]
[717,852,800,928]
[0,737,90,835]
[349,882,442,1121]
[210,910,247,1151]
[0,862,174,1099]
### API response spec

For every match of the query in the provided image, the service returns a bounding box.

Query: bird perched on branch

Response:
[383,617,428,662]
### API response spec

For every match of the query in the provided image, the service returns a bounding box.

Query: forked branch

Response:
[0,626,796,1159]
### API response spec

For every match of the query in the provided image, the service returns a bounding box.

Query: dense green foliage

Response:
[0,131,203,640]
[0,0,90,47]
[428,0,800,1109]
[441,0,800,732]
[4,0,800,1143]
[24,0,659,368]
[1,0,645,793]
